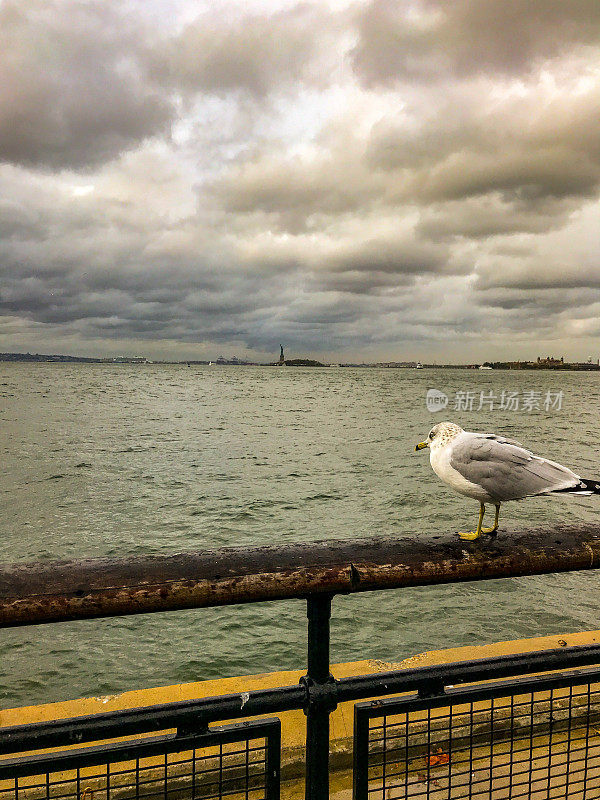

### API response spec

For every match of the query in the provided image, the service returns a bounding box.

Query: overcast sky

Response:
[1,0,599,363]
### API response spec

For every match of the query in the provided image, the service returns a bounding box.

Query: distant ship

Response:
[416,362,423,369]
[479,365,493,370]
[208,361,214,366]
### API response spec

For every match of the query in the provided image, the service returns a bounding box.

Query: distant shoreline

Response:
[1,353,599,370]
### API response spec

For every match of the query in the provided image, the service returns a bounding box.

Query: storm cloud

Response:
[0,1,173,169]
[1,0,600,362]
[352,0,600,83]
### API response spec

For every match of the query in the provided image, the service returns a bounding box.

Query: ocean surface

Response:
[1,363,599,709]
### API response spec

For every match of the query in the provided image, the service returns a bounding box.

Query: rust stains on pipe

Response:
[0,525,599,628]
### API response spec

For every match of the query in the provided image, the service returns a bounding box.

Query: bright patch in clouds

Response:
[72,185,95,197]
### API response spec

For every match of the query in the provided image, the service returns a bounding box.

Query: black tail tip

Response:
[571,478,600,495]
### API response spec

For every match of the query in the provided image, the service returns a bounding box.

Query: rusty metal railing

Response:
[0,525,599,628]
[2,525,600,800]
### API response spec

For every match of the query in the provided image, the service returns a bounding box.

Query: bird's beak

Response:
[415,441,428,452]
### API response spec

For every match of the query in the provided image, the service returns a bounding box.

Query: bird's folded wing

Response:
[477,433,525,448]
[449,432,580,501]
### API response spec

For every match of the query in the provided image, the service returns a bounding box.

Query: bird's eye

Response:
[429,431,436,440]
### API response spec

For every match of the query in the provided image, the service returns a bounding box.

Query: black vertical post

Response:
[304,594,334,800]
[265,719,282,800]
[352,705,370,800]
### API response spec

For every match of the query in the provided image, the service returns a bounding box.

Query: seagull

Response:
[415,421,600,540]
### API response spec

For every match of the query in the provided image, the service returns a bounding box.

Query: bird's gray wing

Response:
[476,433,525,448]
[449,432,580,502]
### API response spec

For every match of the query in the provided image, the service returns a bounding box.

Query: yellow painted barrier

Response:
[2,629,599,797]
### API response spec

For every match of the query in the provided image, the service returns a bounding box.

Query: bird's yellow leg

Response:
[482,503,500,535]
[458,502,485,541]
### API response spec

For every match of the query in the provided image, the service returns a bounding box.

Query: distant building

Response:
[278,345,285,365]
[537,355,563,366]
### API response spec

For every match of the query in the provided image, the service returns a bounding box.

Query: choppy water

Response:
[1,363,599,709]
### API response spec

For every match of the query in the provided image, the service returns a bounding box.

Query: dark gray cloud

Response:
[352,0,600,85]
[365,86,600,207]
[149,4,334,98]
[210,150,384,232]
[476,287,600,314]
[472,202,600,294]
[475,257,600,291]
[303,232,462,295]
[318,235,453,275]
[0,1,172,169]
[415,197,576,240]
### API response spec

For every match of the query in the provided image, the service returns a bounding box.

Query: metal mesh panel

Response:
[0,721,280,800]
[355,678,600,799]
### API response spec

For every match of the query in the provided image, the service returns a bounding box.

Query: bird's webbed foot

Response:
[458,530,481,541]
[457,502,486,541]
[481,525,498,536]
